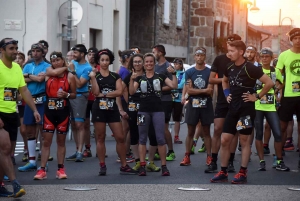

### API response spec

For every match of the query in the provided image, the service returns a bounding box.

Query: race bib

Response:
[173,93,179,98]
[128,101,140,112]
[99,98,114,110]
[137,114,146,126]
[3,87,17,101]
[192,98,207,108]
[48,98,65,110]
[236,115,252,131]
[260,93,274,104]
[292,81,300,92]
[33,95,43,104]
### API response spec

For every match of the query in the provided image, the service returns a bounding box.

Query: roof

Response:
[248,23,272,36]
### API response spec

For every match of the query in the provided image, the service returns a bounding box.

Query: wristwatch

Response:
[71,71,76,75]
[255,93,260,100]
[66,93,70,98]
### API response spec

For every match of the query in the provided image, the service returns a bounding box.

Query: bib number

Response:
[48,98,65,110]
[192,98,207,108]
[33,96,43,104]
[137,114,146,126]
[99,98,114,110]
[173,93,179,98]
[260,93,274,104]
[236,115,252,131]
[292,81,300,92]
[128,102,140,112]
[3,87,17,101]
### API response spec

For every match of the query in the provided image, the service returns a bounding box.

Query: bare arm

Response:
[67,73,77,99]
[97,78,123,98]
[181,84,187,104]
[186,87,212,96]
[46,66,68,77]
[164,74,178,89]
[19,86,37,112]
[209,71,222,84]
[257,74,274,98]
[90,74,100,96]
[69,63,89,88]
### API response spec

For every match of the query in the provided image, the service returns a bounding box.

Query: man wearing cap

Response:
[180,47,214,166]
[18,43,50,172]
[152,44,176,161]
[24,40,50,65]
[66,44,92,162]
[254,48,289,171]
[245,45,262,67]
[205,34,241,173]
[277,28,300,168]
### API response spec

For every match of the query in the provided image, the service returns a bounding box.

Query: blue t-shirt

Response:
[155,61,173,101]
[119,66,130,81]
[23,60,50,96]
[172,70,185,102]
[72,60,92,93]
[185,66,211,99]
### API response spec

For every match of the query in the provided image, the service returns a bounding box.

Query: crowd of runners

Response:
[0,27,299,198]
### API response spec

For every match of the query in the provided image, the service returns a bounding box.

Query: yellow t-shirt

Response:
[277,49,300,97]
[0,60,26,113]
[255,67,283,112]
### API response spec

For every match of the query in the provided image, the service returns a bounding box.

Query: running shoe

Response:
[272,155,277,168]
[133,161,141,171]
[206,156,212,166]
[12,182,26,198]
[276,161,290,171]
[120,164,138,175]
[231,172,247,184]
[190,145,195,155]
[11,157,16,165]
[18,162,37,172]
[205,162,217,173]
[66,152,77,161]
[56,168,67,179]
[22,154,28,162]
[284,140,294,151]
[154,153,160,160]
[99,165,107,176]
[161,166,170,176]
[198,143,206,152]
[258,160,266,171]
[126,153,135,163]
[263,147,270,155]
[83,149,92,158]
[180,155,191,166]
[210,171,228,183]
[33,169,47,180]
[146,161,161,172]
[3,175,9,181]
[138,166,146,176]
[75,152,84,162]
[174,137,183,144]
[35,146,40,151]
[166,152,176,161]
[116,156,135,163]
[0,184,13,197]
[228,161,236,173]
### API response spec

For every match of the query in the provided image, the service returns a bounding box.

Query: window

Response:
[176,0,182,27]
[163,0,170,25]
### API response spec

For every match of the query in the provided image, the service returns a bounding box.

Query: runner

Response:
[18,43,51,172]
[276,28,300,169]
[152,44,176,161]
[89,48,136,175]
[66,51,74,65]
[254,48,289,171]
[66,44,92,162]
[205,34,242,173]
[210,40,273,184]
[180,47,214,167]
[0,37,41,198]
[129,53,177,176]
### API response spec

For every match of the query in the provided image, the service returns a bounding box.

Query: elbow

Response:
[116,90,123,97]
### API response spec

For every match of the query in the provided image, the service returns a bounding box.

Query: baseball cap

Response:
[31,43,44,53]
[287,28,300,41]
[173,58,183,64]
[246,45,257,52]
[71,44,88,54]
[88,47,98,53]
[260,48,273,57]
[227,34,242,42]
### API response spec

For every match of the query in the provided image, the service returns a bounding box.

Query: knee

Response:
[114,134,125,144]
[96,134,106,143]
[273,132,282,142]
[221,136,232,147]
[156,136,166,146]
[255,132,263,141]
[43,140,52,148]
[57,140,65,147]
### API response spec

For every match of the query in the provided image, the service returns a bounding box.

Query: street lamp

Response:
[245,0,260,44]
[249,0,260,13]
[278,9,293,54]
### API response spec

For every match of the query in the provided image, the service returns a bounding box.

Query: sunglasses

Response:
[1,40,18,48]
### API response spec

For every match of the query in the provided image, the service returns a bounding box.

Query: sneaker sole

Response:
[18,168,37,172]
[258,168,266,171]
[205,170,217,173]
[146,168,161,172]
[166,158,176,161]
[231,180,247,184]
[138,173,146,176]
[283,148,294,151]
[161,172,170,176]
[75,160,84,162]
[98,173,106,176]
[14,189,26,198]
[120,172,138,175]
[275,168,290,171]
[33,176,47,180]
[56,176,67,179]
[210,179,228,183]
[180,163,191,166]
[48,158,54,161]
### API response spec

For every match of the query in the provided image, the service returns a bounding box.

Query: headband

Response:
[194,49,206,55]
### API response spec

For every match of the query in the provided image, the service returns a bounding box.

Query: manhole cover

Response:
[178,187,211,191]
[64,187,97,191]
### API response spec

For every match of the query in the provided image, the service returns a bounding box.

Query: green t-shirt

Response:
[255,67,283,112]
[0,60,26,113]
[277,49,300,97]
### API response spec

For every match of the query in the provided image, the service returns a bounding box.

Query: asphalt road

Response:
[3,122,300,200]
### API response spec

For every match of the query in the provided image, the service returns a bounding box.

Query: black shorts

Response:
[185,99,214,126]
[278,96,300,122]
[214,104,229,119]
[0,112,19,141]
[172,102,183,122]
[18,105,25,118]
[86,100,94,119]
[162,101,173,123]
[223,105,256,135]
[43,108,70,134]
[91,101,121,123]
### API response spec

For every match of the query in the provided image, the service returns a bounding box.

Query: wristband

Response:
[223,89,230,97]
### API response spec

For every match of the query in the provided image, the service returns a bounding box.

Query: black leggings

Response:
[128,110,157,146]
[254,110,282,142]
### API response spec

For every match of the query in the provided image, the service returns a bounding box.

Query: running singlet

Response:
[277,49,300,97]
[255,67,282,112]
[124,73,142,111]
[224,61,264,110]
[45,72,70,110]
[0,60,26,113]
[172,70,185,103]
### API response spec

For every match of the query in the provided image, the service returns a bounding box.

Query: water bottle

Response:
[58,87,62,92]
[153,79,161,91]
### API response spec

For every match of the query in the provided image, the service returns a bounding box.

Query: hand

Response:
[57,90,66,98]
[38,72,46,76]
[92,67,99,73]
[167,66,176,74]
[23,73,28,78]
[33,110,41,123]
[206,88,213,95]
[89,71,96,78]
[0,118,4,129]
[120,110,129,119]
[68,63,75,72]
[131,72,138,80]
[181,97,186,105]
[226,94,232,103]
[242,93,257,102]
